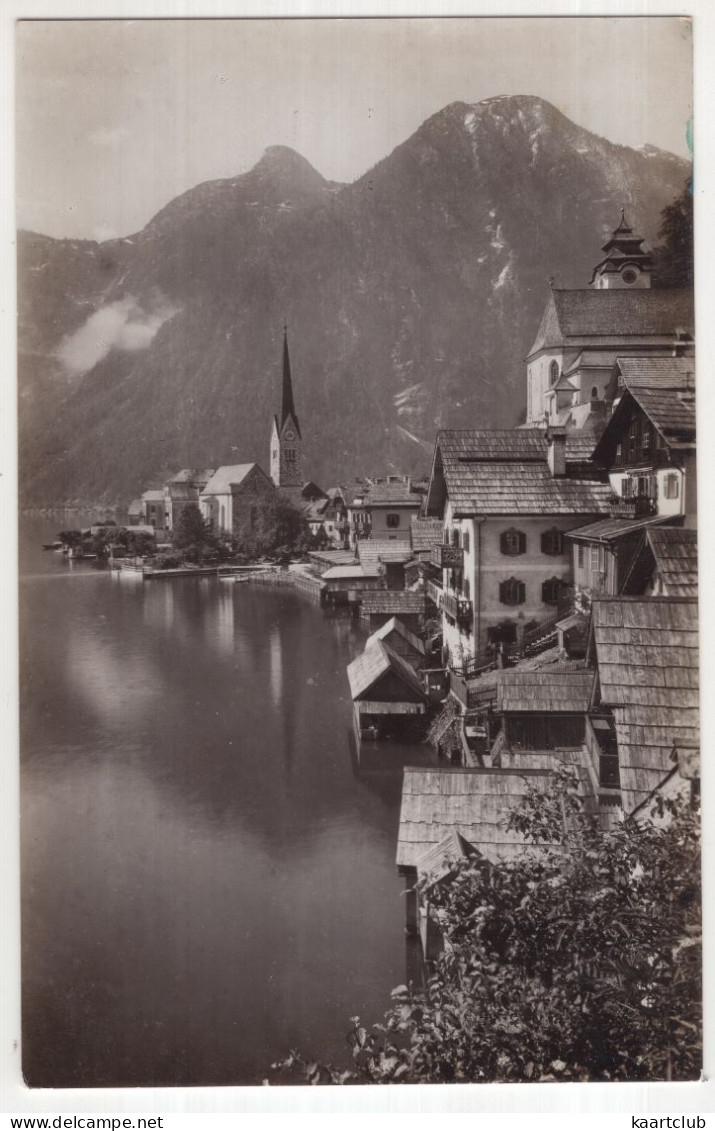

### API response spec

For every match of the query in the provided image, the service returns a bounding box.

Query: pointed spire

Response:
[280,326,300,436]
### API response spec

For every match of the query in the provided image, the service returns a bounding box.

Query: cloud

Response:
[88,125,130,150]
[57,293,179,376]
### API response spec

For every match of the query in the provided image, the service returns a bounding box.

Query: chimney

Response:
[546,424,567,478]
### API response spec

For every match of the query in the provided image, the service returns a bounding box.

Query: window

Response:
[591,386,599,400]
[285,448,296,462]
[577,544,585,569]
[444,527,450,545]
[386,513,400,529]
[549,360,559,386]
[452,528,460,547]
[627,420,638,460]
[642,427,651,452]
[614,442,622,466]
[622,268,637,284]
[500,528,526,556]
[589,545,603,573]
[542,577,561,605]
[462,531,470,554]
[499,577,526,606]
[463,577,471,599]
[664,472,680,500]
[541,528,563,555]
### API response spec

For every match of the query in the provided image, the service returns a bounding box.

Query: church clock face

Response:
[284,429,295,441]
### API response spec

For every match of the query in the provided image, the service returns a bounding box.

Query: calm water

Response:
[20,517,431,1087]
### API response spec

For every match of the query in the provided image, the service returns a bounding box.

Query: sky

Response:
[15,16,693,241]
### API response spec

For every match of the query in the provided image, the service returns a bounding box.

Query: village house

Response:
[424,428,612,665]
[140,489,167,533]
[199,463,276,537]
[566,356,696,599]
[165,468,215,533]
[348,475,423,546]
[587,595,699,816]
[525,213,694,430]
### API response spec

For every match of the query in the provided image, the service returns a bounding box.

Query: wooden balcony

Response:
[430,543,464,570]
[426,579,443,608]
[442,592,473,624]
[607,495,657,518]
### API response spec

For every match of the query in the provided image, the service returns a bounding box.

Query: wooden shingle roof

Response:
[347,640,426,702]
[397,767,568,869]
[410,517,444,552]
[357,541,412,565]
[431,430,610,517]
[364,481,421,506]
[647,528,698,598]
[591,597,699,813]
[366,616,426,656]
[497,669,595,714]
[616,358,696,442]
[360,591,428,615]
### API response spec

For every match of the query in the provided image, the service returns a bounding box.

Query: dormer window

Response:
[549,360,559,387]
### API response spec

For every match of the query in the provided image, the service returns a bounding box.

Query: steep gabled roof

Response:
[647,527,698,597]
[366,616,426,656]
[347,640,426,702]
[527,288,694,357]
[592,359,696,463]
[591,597,699,813]
[201,464,262,495]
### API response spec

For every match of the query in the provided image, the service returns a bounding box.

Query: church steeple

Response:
[280,326,301,437]
[270,327,303,492]
[590,209,653,289]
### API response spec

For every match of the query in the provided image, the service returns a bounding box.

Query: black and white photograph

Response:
[12,9,706,1105]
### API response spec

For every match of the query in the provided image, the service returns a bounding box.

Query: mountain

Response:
[18,96,689,507]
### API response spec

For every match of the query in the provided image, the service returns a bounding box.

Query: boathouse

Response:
[365,616,426,672]
[347,640,429,742]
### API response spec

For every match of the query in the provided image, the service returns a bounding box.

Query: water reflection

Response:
[20,517,427,1087]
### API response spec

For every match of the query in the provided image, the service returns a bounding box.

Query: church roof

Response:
[527,288,694,357]
[279,329,301,438]
[201,464,262,495]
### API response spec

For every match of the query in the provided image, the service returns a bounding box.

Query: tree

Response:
[652,177,694,288]
[275,769,700,1084]
[234,497,311,560]
[172,503,212,551]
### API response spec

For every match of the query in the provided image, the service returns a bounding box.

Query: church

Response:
[525,211,694,433]
[269,328,304,503]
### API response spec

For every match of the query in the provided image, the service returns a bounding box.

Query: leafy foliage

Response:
[234,497,311,560]
[274,770,700,1084]
[652,177,694,288]
[172,503,212,551]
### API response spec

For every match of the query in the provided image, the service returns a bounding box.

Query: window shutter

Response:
[518,531,526,554]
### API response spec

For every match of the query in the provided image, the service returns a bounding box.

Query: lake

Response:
[19,517,432,1087]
